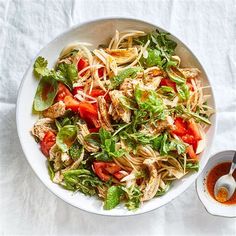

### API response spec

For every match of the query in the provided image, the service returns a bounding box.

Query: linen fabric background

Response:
[0,0,236,235]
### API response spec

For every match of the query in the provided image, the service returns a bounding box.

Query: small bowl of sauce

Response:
[206,162,236,204]
[196,150,236,217]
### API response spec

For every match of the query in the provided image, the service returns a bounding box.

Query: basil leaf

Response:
[33,76,58,111]
[33,56,49,78]
[56,125,77,152]
[176,84,190,100]
[104,186,123,210]
[166,66,186,84]
[110,67,142,89]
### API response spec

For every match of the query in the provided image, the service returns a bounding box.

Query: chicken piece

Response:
[109,90,131,123]
[31,118,55,141]
[105,48,138,65]
[120,77,143,98]
[77,121,99,152]
[43,101,66,119]
[142,158,160,201]
[49,144,63,171]
[180,68,201,80]
[143,67,164,90]
[97,96,113,131]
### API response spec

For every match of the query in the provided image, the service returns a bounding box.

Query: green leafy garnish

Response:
[33,75,58,111]
[63,169,102,195]
[110,67,143,89]
[47,161,55,181]
[56,125,77,152]
[166,66,186,84]
[123,186,142,211]
[69,142,83,160]
[33,56,49,78]
[104,186,124,210]
[186,162,199,171]
[176,83,190,100]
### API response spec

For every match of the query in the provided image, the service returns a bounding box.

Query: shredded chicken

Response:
[97,96,113,131]
[180,68,201,80]
[109,90,131,123]
[77,121,99,152]
[31,118,55,141]
[42,101,66,119]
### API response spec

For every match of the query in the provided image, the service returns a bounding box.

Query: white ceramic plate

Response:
[196,150,236,218]
[16,18,216,216]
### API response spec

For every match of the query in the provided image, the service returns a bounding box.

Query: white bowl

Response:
[196,150,236,218]
[16,18,216,216]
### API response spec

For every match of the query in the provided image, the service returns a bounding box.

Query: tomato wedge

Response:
[55,83,73,102]
[160,78,177,91]
[181,134,196,145]
[98,67,105,78]
[186,145,198,159]
[93,162,111,182]
[78,101,98,117]
[188,119,202,140]
[72,86,84,96]
[77,58,89,76]
[64,95,80,112]
[93,162,123,182]
[171,117,188,136]
[40,131,56,157]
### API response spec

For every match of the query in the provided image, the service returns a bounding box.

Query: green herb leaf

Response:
[33,56,49,78]
[186,162,199,171]
[140,48,164,68]
[33,76,58,111]
[166,66,186,84]
[56,125,77,152]
[169,139,186,154]
[104,186,123,210]
[69,142,83,160]
[110,67,142,89]
[122,186,142,211]
[47,161,55,181]
[176,83,190,100]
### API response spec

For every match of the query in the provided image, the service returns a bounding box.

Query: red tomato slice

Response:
[40,131,56,157]
[188,119,202,140]
[186,145,198,159]
[77,58,89,76]
[64,95,80,112]
[55,83,73,102]
[171,117,188,136]
[105,163,121,174]
[113,172,126,180]
[98,67,105,78]
[181,134,196,145]
[78,102,98,117]
[160,78,177,91]
[89,89,106,98]
[93,162,111,182]
[89,128,100,133]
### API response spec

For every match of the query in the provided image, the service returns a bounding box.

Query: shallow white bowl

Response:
[196,150,236,218]
[16,18,216,216]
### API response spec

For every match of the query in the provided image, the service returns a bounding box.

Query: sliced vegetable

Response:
[34,76,58,111]
[171,117,187,136]
[77,58,89,76]
[40,131,56,157]
[56,125,77,152]
[188,119,202,140]
[64,96,80,112]
[55,83,73,102]
[186,145,198,159]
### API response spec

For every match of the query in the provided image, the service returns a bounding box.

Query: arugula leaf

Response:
[33,75,58,111]
[176,83,190,100]
[135,85,167,120]
[140,48,165,68]
[110,67,143,89]
[104,186,124,210]
[94,128,126,161]
[160,133,169,155]
[56,125,77,152]
[33,56,49,78]
[63,169,102,195]
[122,186,142,211]
[169,139,186,155]
[186,162,199,171]
[158,86,176,98]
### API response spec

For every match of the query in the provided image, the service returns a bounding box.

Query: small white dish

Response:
[196,150,236,218]
[16,17,216,216]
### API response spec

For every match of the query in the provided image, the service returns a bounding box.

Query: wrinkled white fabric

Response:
[0,0,236,235]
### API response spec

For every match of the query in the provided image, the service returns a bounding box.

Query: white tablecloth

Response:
[0,0,236,235]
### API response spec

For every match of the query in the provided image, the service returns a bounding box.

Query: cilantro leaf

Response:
[33,56,50,78]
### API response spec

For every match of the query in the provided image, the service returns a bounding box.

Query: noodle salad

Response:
[31,29,213,210]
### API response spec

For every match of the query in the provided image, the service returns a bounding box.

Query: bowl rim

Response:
[196,150,236,218]
[16,16,217,216]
